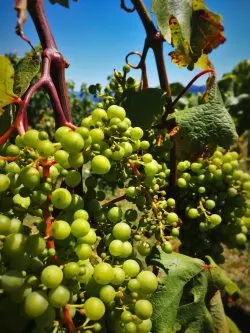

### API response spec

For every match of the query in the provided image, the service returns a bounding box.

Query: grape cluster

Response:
[175,148,249,262]
[0,105,163,333]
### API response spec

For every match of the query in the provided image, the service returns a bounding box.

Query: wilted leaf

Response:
[121,88,165,129]
[209,290,229,333]
[0,55,18,112]
[174,78,238,155]
[15,0,28,37]
[13,52,40,96]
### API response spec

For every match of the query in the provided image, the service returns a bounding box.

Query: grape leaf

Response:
[209,290,229,333]
[0,55,18,112]
[13,52,41,97]
[147,248,206,332]
[15,0,28,38]
[226,316,242,333]
[0,105,16,136]
[173,79,238,155]
[205,256,241,296]
[151,0,225,69]
[121,88,165,129]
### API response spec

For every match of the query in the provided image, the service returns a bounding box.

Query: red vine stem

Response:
[63,305,76,333]
[172,69,215,106]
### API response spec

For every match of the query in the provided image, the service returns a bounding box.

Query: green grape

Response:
[134,300,153,320]
[111,267,126,285]
[65,170,81,187]
[99,285,116,303]
[67,193,84,211]
[167,198,175,208]
[55,150,70,169]
[136,319,152,333]
[187,208,199,219]
[112,222,131,241]
[51,188,72,209]
[37,140,55,157]
[121,311,133,323]
[52,220,71,240]
[222,163,233,174]
[112,146,125,161]
[124,322,137,333]
[205,199,216,210]
[107,105,126,120]
[109,239,124,256]
[162,241,173,253]
[91,155,111,174]
[142,154,153,163]
[60,131,84,153]
[122,259,140,277]
[90,128,105,143]
[177,178,187,188]
[3,233,26,258]
[120,241,133,258]
[77,261,94,283]
[128,278,141,292]
[77,228,97,245]
[24,292,49,318]
[8,218,21,234]
[93,262,114,285]
[171,227,179,237]
[5,162,21,174]
[0,214,11,235]
[68,152,84,168]
[55,126,72,142]
[71,218,90,237]
[75,243,92,259]
[63,262,80,279]
[144,160,158,177]
[20,167,40,188]
[140,140,150,150]
[84,297,106,320]
[166,212,178,225]
[120,142,133,157]
[130,127,144,140]
[23,129,40,148]
[48,285,70,308]
[91,108,108,123]
[74,209,89,220]
[208,214,222,228]
[1,270,24,292]
[107,206,122,223]
[191,163,202,173]
[243,181,250,191]
[26,234,46,257]
[136,271,158,293]
[126,186,137,198]
[137,241,151,256]
[41,265,63,288]
[235,233,247,245]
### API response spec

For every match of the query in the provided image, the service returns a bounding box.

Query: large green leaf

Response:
[151,0,225,69]
[13,52,40,97]
[121,88,165,129]
[174,79,238,155]
[209,290,229,333]
[147,248,205,333]
[0,55,17,112]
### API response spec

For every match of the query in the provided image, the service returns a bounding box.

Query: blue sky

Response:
[0,0,250,89]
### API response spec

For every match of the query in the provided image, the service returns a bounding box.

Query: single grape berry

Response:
[91,155,111,174]
[51,188,72,209]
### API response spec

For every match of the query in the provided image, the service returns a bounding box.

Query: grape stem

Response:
[63,305,76,333]
[102,194,126,208]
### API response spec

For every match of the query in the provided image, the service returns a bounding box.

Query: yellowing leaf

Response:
[0,55,18,112]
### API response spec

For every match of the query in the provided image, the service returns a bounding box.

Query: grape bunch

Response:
[0,105,166,333]
[175,148,250,262]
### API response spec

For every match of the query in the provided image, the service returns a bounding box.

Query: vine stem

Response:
[102,195,126,208]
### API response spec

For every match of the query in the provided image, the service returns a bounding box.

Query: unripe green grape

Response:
[112,267,126,285]
[121,310,133,323]
[38,131,49,140]
[90,128,105,143]
[41,265,63,288]
[107,105,126,120]
[75,243,92,259]
[91,155,111,174]
[112,222,131,241]
[198,186,206,194]
[205,199,216,210]
[1,269,24,292]
[191,163,202,173]
[24,291,49,318]
[140,140,150,150]
[162,241,173,253]
[166,212,178,225]
[37,140,55,157]
[93,262,114,285]
[0,174,10,193]
[60,131,84,153]
[243,181,250,191]
[49,165,60,181]
[107,206,122,223]
[20,167,40,188]
[227,187,238,197]
[23,129,40,148]
[136,319,152,333]
[63,262,80,279]
[3,233,26,258]
[5,162,21,176]
[91,108,108,123]
[51,188,72,209]
[74,209,89,220]
[112,146,125,161]
[120,142,133,157]
[8,217,21,234]
[120,241,133,258]
[171,227,179,237]
[144,160,158,177]
[235,233,247,245]
[109,239,124,256]
[122,259,140,277]
[137,241,151,256]
[84,297,106,320]
[166,198,175,208]
[222,163,233,174]
[142,153,153,163]
[136,271,158,293]
[187,208,199,219]
[48,285,70,308]
[55,126,72,142]
[71,218,90,237]
[177,178,187,188]
[135,300,153,320]
[126,186,137,198]
[130,127,144,140]
[99,284,116,303]
[68,152,84,168]
[55,150,70,169]
[26,234,46,257]
[52,220,71,240]
[77,228,97,245]
[208,214,222,228]
[77,261,94,283]
[65,170,81,188]
[124,322,137,333]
